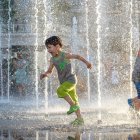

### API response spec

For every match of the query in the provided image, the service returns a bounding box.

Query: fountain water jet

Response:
[34,0,39,109]
[0,19,4,99]
[36,131,39,140]
[71,16,78,71]
[85,0,91,102]
[45,131,48,140]
[134,0,140,48]
[43,0,49,112]
[129,0,133,98]
[7,0,12,102]
[0,0,140,133]
[96,0,102,122]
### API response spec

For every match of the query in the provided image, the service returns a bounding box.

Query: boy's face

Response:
[47,44,61,57]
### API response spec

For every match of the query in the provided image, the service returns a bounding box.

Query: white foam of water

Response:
[43,0,49,113]
[34,0,39,109]
[7,0,12,102]
[71,16,78,71]
[0,19,4,98]
[36,131,39,140]
[96,0,102,121]
[85,0,91,102]
[129,0,133,98]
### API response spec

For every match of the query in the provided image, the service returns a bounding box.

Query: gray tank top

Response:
[51,51,77,84]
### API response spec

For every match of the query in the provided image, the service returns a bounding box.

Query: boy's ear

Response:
[56,44,61,48]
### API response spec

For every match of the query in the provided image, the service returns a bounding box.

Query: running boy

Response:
[128,50,140,110]
[40,36,92,126]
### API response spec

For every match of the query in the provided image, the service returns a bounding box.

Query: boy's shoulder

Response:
[62,51,72,56]
[61,51,67,54]
[61,51,70,57]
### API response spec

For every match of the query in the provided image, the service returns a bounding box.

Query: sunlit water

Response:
[34,0,39,109]
[7,0,11,101]
[96,0,102,122]
[0,19,3,99]
[0,129,139,140]
[85,0,91,102]
[0,0,140,138]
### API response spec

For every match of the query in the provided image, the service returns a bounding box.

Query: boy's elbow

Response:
[48,70,52,74]
[75,55,81,59]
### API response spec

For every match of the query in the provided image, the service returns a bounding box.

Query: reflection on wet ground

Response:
[0,129,140,140]
[0,98,140,139]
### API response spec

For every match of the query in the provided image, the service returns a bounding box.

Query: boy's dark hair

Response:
[45,36,63,48]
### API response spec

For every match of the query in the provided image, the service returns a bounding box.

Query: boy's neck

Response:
[54,50,62,57]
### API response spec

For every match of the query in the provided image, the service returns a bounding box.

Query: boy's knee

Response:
[57,87,68,98]
[57,87,62,95]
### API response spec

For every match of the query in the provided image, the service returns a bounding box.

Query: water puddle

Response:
[0,129,139,140]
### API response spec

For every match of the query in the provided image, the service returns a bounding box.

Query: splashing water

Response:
[96,0,102,121]
[7,0,12,102]
[0,18,4,99]
[0,0,140,132]
[129,0,133,98]
[85,0,91,102]
[71,16,78,71]
[43,0,48,112]
[34,0,39,109]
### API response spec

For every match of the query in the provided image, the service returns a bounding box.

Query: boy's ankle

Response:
[70,117,84,126]
[77,115,82,119]
[67,105,80,115]
[75,102,79,106]
[70,103,79,107]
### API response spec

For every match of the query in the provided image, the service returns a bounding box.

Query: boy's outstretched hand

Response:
[86,62,92,69]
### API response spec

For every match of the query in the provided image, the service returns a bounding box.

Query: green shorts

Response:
[57,81,79,104]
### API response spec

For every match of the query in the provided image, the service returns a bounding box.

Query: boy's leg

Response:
[66,86,82,115]
[57,82,75,98]
[68,88,82,118]
[63,95,75,106]
[134,100,140,110]
[68,88,84,126]
[135,82,140,99]
[128,82,140,109]
[57,82,79,113]
[68,87,78,105]
[128,82,140,105]
[57,82,84,125]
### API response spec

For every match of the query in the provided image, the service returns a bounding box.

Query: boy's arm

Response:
[66,53,92,69]
[40,60,54,80]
